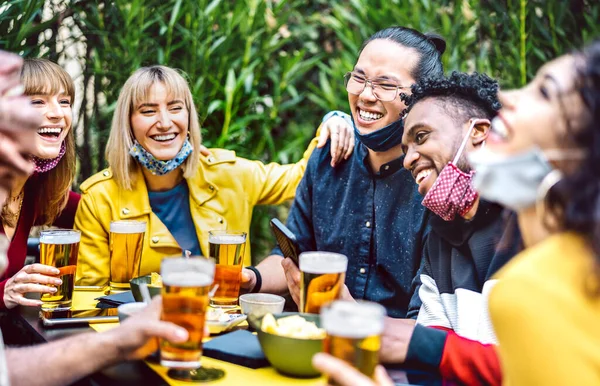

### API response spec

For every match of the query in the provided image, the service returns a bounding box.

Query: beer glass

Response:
[39,229,81,311]
[208,230,246,308]
[299,252,348,314]
[109,220,146,289]
[321,300,386,381]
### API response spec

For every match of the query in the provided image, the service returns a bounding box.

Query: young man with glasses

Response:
[243,26,445,319]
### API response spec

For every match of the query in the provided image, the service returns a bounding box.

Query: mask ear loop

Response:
[535,168,563,226]
[452,119,480,165]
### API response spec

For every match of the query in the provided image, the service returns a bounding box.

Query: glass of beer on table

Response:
[299,251,348,314]
[208,230,246,308]
[109,220,146,289]
[160,256,225,382]
[39,229,81,311]
[321,300,386,382]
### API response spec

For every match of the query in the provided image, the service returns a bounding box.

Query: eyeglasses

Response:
[344,71,411,102]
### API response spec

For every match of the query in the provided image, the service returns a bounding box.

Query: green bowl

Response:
[248,312,324,378]
[129,275,162,302]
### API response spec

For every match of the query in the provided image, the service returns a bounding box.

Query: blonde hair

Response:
[18,59,76,225]
[106,66,202,190]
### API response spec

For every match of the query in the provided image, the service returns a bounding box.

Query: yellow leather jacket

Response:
[75,140,317,286]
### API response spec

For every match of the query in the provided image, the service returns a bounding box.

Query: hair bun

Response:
[424,33,446,55]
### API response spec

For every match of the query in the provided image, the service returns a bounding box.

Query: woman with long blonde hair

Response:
[75,65,351,289]
[0,59,80,309]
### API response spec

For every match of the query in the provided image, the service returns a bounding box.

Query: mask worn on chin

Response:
[32,141,66,174]
[468,146,584,212]
[353,115,404,152]
[129,139,193,176]
[421,120,481,221]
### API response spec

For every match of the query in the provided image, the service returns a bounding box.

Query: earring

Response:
[535,169,563,220]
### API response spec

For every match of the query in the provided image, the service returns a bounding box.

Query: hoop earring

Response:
[536,169,563,221]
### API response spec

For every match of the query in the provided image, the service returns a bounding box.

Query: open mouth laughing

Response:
[37,127,64,141]
[150,133,178,142]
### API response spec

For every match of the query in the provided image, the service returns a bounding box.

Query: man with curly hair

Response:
[380,72,522,385]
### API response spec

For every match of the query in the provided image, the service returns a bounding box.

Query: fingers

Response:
[12,283,57,294]
[0,134,34,178]
[0,96,41,138]
[374,365,395,386]
[15,297,43,307]
[143,320,188,344]
[23,264,61,276]
[240,268,256,290]
[344,130,355,160]
[312,353,377,386]
[24,273,62,286]
[0,51,23,77]
[334,123,348,165]
[281,258,301,306]
[329,126,340,167]
[199,145,211,157]
[316,123,330,148]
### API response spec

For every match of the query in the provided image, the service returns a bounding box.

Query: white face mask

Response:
[468,146,583,212]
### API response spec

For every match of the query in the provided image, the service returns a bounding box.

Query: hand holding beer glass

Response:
[299,252,348,314]
[208,230,246,308]
[160,256,225,382]
[321,301,386,382]
[109,220,146,289]
[40,229,81,311]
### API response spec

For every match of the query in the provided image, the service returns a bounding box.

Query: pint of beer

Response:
[321,301,386,381]
[160,257,215,369]
[40,229,81,311]
[208,230,246,308]
[299,252,348,314]
[109,220,146,288]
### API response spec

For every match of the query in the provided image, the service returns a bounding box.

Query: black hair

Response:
[359,26,445,81]
[545,39,600,289]
[402,71,501,123]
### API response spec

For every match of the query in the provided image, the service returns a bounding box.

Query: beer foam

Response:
[299,252,348,274]
[208,234,245,245]
[110,221,146,234]
[162,271,214,287]
[40,230,81,245]
[322,301,386,338]
[161,257,215,286]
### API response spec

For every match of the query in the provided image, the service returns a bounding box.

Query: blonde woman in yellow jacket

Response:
[75,65,353,287]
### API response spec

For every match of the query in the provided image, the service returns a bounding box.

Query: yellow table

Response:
[72,290,324,385]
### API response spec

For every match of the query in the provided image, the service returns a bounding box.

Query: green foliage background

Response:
[2,0,599,261]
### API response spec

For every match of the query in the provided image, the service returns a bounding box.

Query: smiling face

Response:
[488,55,587,157]
[29,90,72,159]
[348,39,417,134]
[130,82,189,161]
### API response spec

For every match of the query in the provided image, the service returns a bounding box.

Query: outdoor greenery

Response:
[1,0,599,260]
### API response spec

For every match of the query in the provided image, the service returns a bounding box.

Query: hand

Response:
[240,268,257,292]
[3,264,62,309]
[317,116,355,167]
[379,317,416,364]
[105,296,188,361]
[0,134,35,206]
[199,145,211,157]
[281,257,301,306]
[312,353,394,386]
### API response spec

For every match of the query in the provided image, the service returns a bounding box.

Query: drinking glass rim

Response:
[208,230,247,236]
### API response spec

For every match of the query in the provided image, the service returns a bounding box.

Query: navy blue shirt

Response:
[148,181,201,256]
[272,141,430,318]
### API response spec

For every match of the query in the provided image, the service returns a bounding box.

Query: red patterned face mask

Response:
[421,120,481,221]
[32,141,66,174]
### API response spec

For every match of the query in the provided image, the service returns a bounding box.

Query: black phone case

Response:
[269,218,300,265]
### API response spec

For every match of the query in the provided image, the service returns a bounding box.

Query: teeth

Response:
[152,134,176,141]
[491,117,509,139]
[359,109,383,121]
[416,169,433,184]
[37,127,62,134]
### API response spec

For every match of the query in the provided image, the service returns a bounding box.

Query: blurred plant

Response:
[1,0,599,260]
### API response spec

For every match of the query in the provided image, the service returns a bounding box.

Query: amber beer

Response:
[299,252,348,314]
[321,301,386,382]
[160,257,215,368]
[109,220,146,288]
[208,231,246,307]
[40,229,81,311]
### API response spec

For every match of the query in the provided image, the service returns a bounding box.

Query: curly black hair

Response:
[545,39,600,289]
[402,71,501,122]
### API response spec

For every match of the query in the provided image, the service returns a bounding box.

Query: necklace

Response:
[1,190,25,229]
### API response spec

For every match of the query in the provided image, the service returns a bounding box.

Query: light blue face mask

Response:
[468,146,582,212]
[129,139,193,176]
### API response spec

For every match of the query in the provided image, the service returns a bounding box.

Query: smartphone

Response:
[40,308,119,327]
[270,218,300,266]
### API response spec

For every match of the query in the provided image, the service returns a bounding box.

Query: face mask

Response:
[129,139,193,176]
[421,120,481,221]
[353,116,404,152]
[468,146,582,212]
[32,141,66,174]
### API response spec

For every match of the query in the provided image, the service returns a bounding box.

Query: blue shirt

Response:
[148,181,201,256]
[272,139,430,318]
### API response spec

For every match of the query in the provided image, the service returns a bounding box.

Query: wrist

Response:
[245,266,262,293]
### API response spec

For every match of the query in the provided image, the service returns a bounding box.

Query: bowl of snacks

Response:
[248,312,325,378]
[129,272,162,301]
[239,293,285,318]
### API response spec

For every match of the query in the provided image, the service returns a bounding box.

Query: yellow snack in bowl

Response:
[150,272,163,287]
[260,313,326,339]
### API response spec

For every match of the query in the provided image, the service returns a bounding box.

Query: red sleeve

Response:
[433,327,502,386]
[52,191,81,229]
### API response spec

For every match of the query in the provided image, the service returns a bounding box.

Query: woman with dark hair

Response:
[0,59,80,309]
[468,40,600,384]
